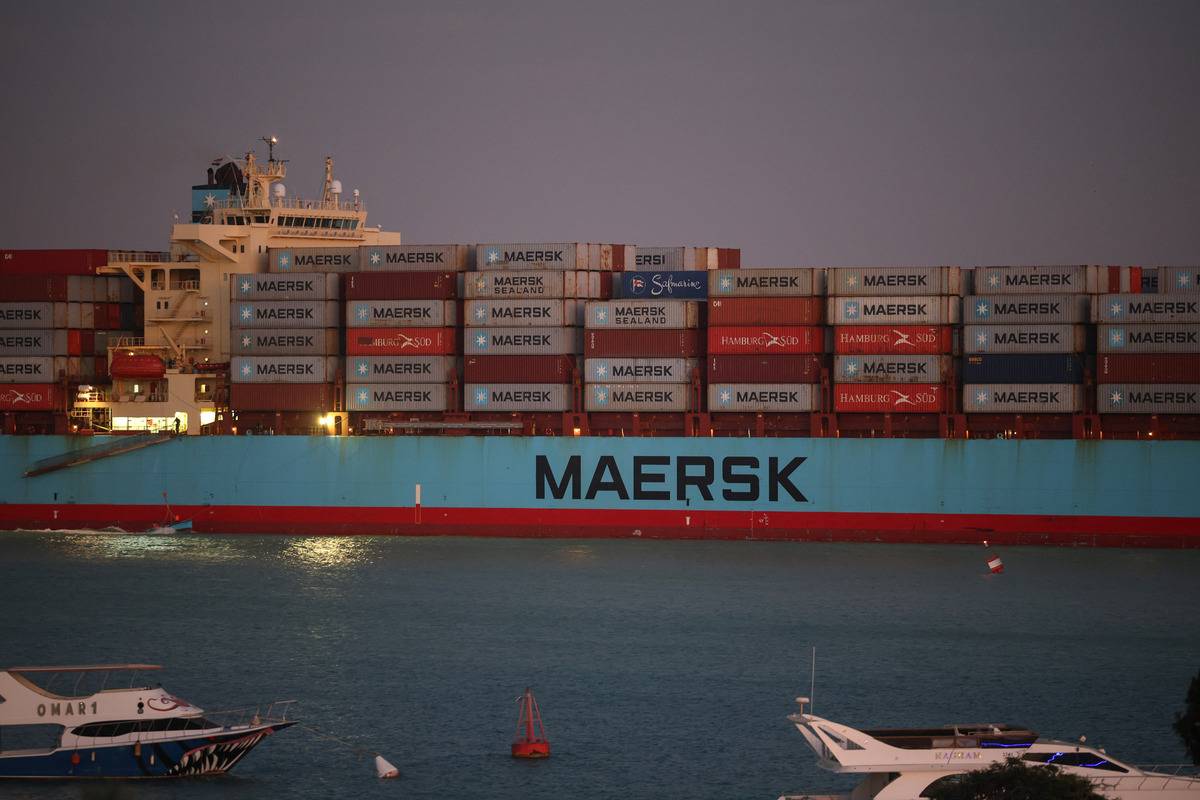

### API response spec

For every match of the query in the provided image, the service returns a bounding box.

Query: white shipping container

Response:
[269,247,360,273]
[632,246,716,271]
[464,299,577,327]
[708,268,815,297]
[67,275,95,302]
[585,300,700,329]
[963,383,1083,413]
[463,326,581,355]
[963,294,1090,324]
[973,265,1087,294]
[347,299,457,328]
[1092,294,1200,324]
[80,303,94,329]
[231,328,341,356]
[67,303,82,328]
[361,244,473,272]
[827,296,961,325]
[1097,384,1200,414]
[0,356,55,383]
[465,383,571,411]
[466,270,565,299]
[964,324,1088,354]
[0,302,65,329]
[348,383,449,411]
[834,355,951,383]
[826,267,961,296]
[708,383,816,412]
[588,243,635,271]
[477,243,580,270]
[1097,324,1200,353]
[584,358,699,384]
[585,382,692,411]
[346,356,457,384]
[0,329,67,356]
[1163,267,1199,294]
[230,272,340,301]
[231,300,340,329]
[231,356,341,384]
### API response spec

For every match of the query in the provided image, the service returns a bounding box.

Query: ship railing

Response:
[216,196,363,212]
[1095,765,1200,793]
[112,337,147,349]
[205,700,298,730]
[108,250,173,264]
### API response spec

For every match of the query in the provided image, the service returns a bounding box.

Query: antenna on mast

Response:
[261,135,279,162]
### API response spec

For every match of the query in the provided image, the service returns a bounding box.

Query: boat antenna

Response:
[810,645,816,715]
[261,135,278,162]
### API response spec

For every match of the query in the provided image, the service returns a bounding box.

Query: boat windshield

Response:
[10,667,160,698]
[71,718,220,738]
[862,725,1038,750]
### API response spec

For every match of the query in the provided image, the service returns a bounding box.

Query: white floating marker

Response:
[375,755,400,779]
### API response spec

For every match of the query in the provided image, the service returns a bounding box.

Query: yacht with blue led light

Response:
[779,697,1200,799]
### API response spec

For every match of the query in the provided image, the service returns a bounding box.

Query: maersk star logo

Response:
[474,276,487,292]
[277,252,290,271]
[843,359,859,377]
[594,307,608,324]
[241,335,252,348]
[987,272,1001,288]
[357,389,369,405]
[975,300,990,318]
[240,364,252,377]
[843,301,859,319]
[1109,301,1123,317]
[1109,391,1123,405]
[719,276,733,291]
[718,389,732,405]
[485,248,502,265]
[356,361,369,376]
[1179,272,1192,289]
[592,362,608,379]
[474,388,489,405]
[474,333,488,349]
[975,390,989,405]
[240,279,252,293]
[845,275,857,288]
[1109,328,1125,347]
[204,193,217,208]
[356,305,370,321]
[368,249,382,266]
[240,306,252,321]
[474,305,487,321]
[592,387,609,405]
[976,331,988,348]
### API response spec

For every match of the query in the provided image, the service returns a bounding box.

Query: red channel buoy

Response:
[511,687,550,759]
[983,540,1004,573]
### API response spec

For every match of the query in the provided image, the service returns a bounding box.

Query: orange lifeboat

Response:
[511,687,550,758]
[109,354,165,379]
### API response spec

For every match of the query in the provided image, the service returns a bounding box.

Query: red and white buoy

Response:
[511,687,550,759]
[983,540,1004,574]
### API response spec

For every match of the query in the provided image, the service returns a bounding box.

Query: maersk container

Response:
[706,354,823,384]
[707,326,824,355]
[1097,324,1200,353]
[346,299,457,328]
[827,267,961,297]
[1097,383,1200,414]
[347,356,457,384]
[232,300,340,329]
[0,382,62,410]
[0,302,65,329]
[0,275,69,302]
[361,244,473,272]
[963,383,1083,413]
[631,246,739,271]
[347,383,449,412]
[1163,266,1199,294]
[231,356,341,384]
[0,329,67,357]
[465,383,571,412]
[345,327,457,356]
[231,328,341,356]
[708,268,815,297]
[230,273,340,301]
[708,297,823,326]
[465,326,581,356]
[585,382,692,412]
[1097,354,1200,384]
[1086,265,1162,295]
[973,265,1087,294]
[835,355,951,384]
[964,324,1087,354]
[612,271,707,300]
[0,356,55,383]
[827,296,960,325]
[464,355,576,384]
[477,243,580,270]
[584,329,702,358]
[584,357,699,384]
[834,384,946,413]
[229,383,337,411]
[962,354,1086,384]
[585,300,700,329]
[832,325,955,355]
[465,299,578,328]
[269,247,360,273]
[708,383,816,412]
[344,271,457,300]
[963,294,1089,324]
[1092,294,1200,324]
[464,270,608,299]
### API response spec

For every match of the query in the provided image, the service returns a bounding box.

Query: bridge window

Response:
[320,218,332,228]
[303,217,316,228]
[170,268,201,290]
[71,718,218,738]
[1022,752,1127,772]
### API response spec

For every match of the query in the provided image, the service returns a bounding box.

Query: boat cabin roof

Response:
[5,664,162,673]
[862,724,1038,749]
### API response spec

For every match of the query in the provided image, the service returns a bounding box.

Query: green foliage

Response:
[924,755,1105,800]
[1174,668,1200,765]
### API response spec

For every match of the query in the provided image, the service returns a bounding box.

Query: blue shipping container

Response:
[612,271,708,300]
[961,353,1087,384]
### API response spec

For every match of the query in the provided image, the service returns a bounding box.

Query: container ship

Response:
[1,140,1197,546]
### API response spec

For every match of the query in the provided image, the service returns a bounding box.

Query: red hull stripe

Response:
[1,504,1197,548]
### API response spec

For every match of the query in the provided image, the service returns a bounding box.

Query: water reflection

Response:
[557,543,597,564]
[40,530,244,563]
[281,536,375,571]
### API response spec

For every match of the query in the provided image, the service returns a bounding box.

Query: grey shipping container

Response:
[585,382,692,412]
[67,303,81,329]
[361,244,473,272]
[231,328,341,356]
[0,302,65,329]
[0,356,55,382]
[67,275,95,302]
[827,267,961,297]
[464,299,578,328]
[465,383,571,412]
[0,329,67,356]
[463,326,581,356]
[231,300,340,329]
[963,384,1083,413]
[827,296,960,325]
[477,243,580,270]
[465,269,605,299]
[1097,324,1200,353]
[230,272,340,301]
[269,247,360,273]
[585,300,700,329]
[1163,267,1199,294]
[231,356,341,384]
[104,277,122,302]
[973,265,1087,294]
[834,355,951,384]
[708,383,816,412]
[963,294,1090,324]
[347,299,457,328]
[584,358,700,384]
[1097,384,1200,414]
[1092,294,1200,324]
[964,324,1088,354]
[348,383,449,412]
[708,268,816,297]
[346,356,457,384]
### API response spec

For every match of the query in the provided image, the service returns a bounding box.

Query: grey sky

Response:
[1,0,1197,265]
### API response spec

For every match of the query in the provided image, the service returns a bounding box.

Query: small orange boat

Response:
[511,687,550,758]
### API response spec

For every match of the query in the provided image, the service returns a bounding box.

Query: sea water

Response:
[0,533,1196,800]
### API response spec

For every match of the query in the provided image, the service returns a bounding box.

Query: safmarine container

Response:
[345,327,457,356]
[585,383,692,412]
[346,300,457,327]
[826,296,960,325]
[708,383,816,412]
[963,294,1090,324]
[344,272,458,300]
[832,325,955,355]
[827,267,962,296]
[0,357,55,383]
[834,384,946,413]
[961,354,1086,384]
[0,383,62,410]
[464,355,577,383]
[1097,324,1200,353]
[347,356,457,384]
[465,299,578,327]
[1097,354,1200,383]
[477,243,581,270]
[585,358,699,384]
[631,246,738,270]
[585,300,700,329]
[1163,267,1199,294]
[963,384,1083,413]
[230,273,340,301]
[231,356,341,384]
[232,301,340,328]
[706,326,824,355]
[1097,384,1200,413]
[360,244,473,272]
[706,354,823,383]
[231,328,341,356]
[612,271,707,299]
[973,265,1087,294]
[964,324,1087,353]
[465,327,581,356]
[708,297,823,326]
[269,247,359,273]
[0,302,65,329]
[708,268,815,297]
[0,329,67,356]
[1092,294,1200,324]
[347,383,449,411]
[465,383,571,412]
[835,355,951,384]
[584,329,702,358]
[229,383,337,411]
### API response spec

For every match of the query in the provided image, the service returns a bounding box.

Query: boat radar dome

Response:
[273,183,286,199]
[330,179,342,196]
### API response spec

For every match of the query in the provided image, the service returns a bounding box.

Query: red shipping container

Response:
[834,384,945,413]
[1097,354,1200,383]
[833,325,955,355]
[718,248,741,269]
[105,303,121,329]
[80,330,95,356]
[67,330,82,356]
[464,354,577,383]
[0,275,69,301]
[0,383,62,411]
[0,249,108,276]
[92,303,105,329]
[707,326,824,355]
[708,297,823,326]
[707,354,824,383]
[230,383,336,412]
[585,329,703,358]
[344,272,458,300]
[346,327,457,356]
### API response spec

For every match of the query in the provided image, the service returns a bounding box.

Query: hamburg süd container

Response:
[344,271,458,300]
[345,327,457,356]
[0,356,55,383]
[708,383,816,412]
[0,329,67,357]
[347,300,457,328]
[706,354,823,384]
[827,296,960,325]
[230,273,340,301]
[708,268,815,297]
[706,326,824,355]
[1096,354,1200,384]
[963,384,1084,413]
[465,326,581,356]
[465,383,571,412]
[1097,384,1200,414]
[585,383,692,412]
[361,244,473,272]
[708,297,823,326]
[973,265,1087,294]
[231,328,341,356]
[0,302,65,329]
[835,355,951,384]
[961,354,1086,384]
[585,357,699,384]
[229,383,337,411]
[465,299,578,328]
[834,384,946,413]
[964,324,1087,353]
[1097,324,1200,353]
[1092,294,1200,324]
[464,355,577,384]
[231,356,341,384]
[347,356,457,384]
[232,300,340,329]
[612,271,707,299]
[0,383,62,410]
[584,329,703,358]
[585,300,700,329]
[269,247,360,273]
[347,383,449,412]
[832,325,955,355]
[963,294,1090,324]
[826,267,961,296]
